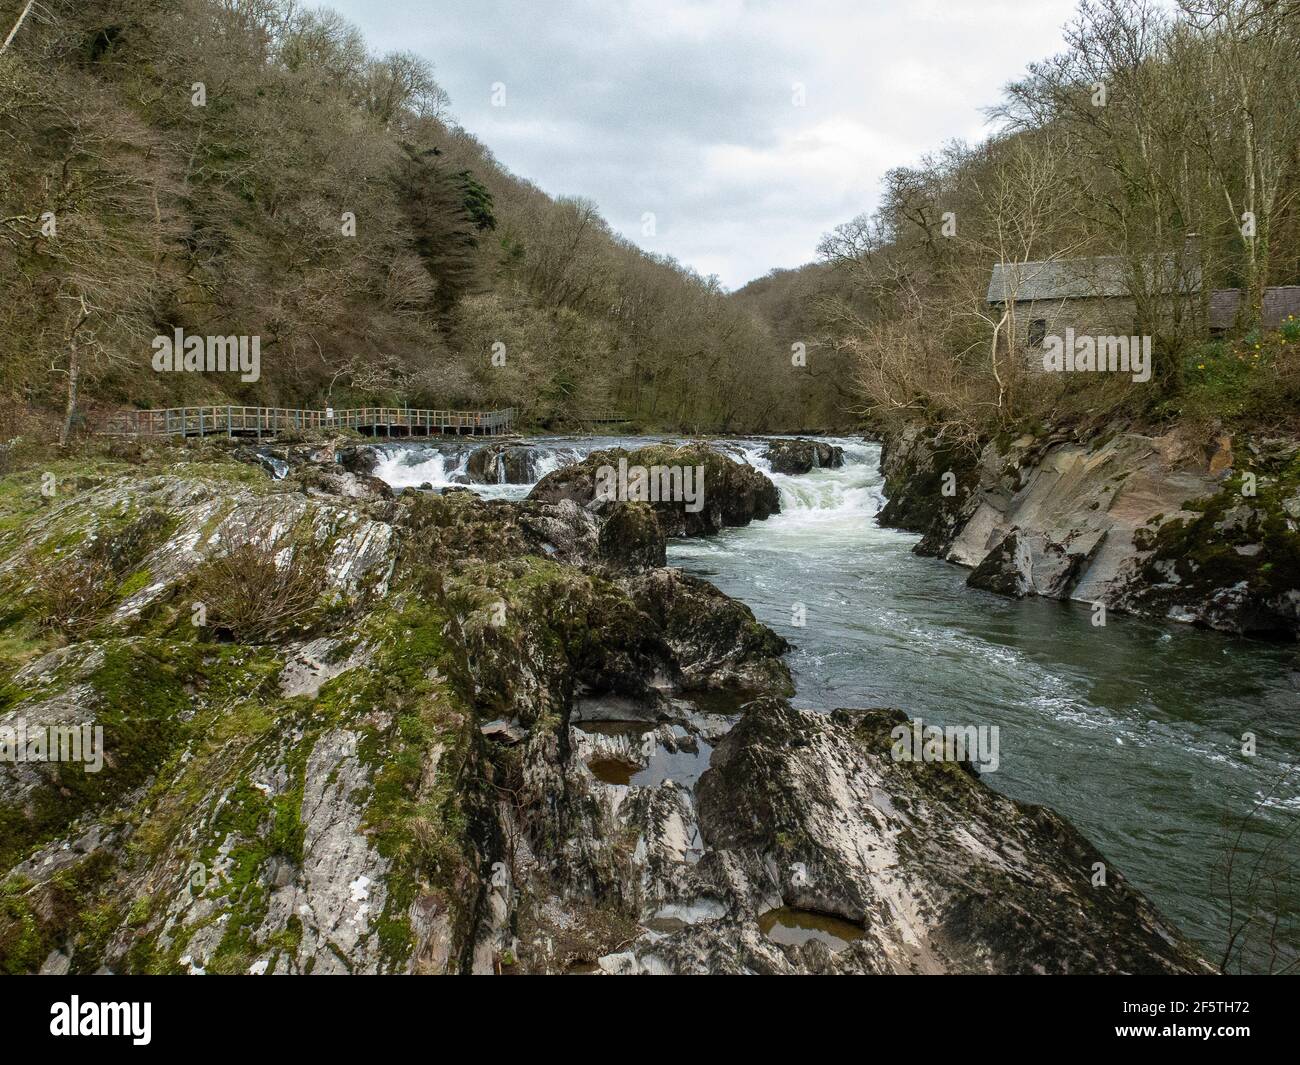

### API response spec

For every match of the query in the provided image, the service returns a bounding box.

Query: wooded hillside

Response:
[0,0,841,436]
[739,0,1300,445]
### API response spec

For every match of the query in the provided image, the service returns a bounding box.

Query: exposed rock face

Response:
[399,489,662,571]
[878,422,1300,638]
[500,698,1211,974]
[966,527,1098,599]
[528,443,779,537]
[290,463,394,502]
[337,444,381,477]
[877,422,982,544]
[466,443,537,485]
[259,728,390,974]
[763,438,844,474]
[0,440,1212,975]
[691,702,1210,973]
[596,501,667,568]
[623,569,791,694]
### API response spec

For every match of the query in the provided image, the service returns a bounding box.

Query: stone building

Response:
[988,250,1299,363]
[1208,285,1300,334]
[985,254,1199,365]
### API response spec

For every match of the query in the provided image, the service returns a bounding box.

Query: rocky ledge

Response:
[878,421,1300,639]
[762,438,844,474]
[528,442,780,537]
[0,437,1210,974]
[465,442,542,485]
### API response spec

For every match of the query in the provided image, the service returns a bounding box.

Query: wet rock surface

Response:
[762,438,844,474]
[528,443,779,537]
[466,442,539,485]
[0,438,1213,974]
[337,444,382,477]
[878,422,1300,638]
[498,696,1211,974]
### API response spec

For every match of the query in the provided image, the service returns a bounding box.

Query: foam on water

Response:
[368,435,644,500]
[371,447,468,491]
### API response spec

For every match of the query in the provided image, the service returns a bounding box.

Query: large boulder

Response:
[763,438,844,474]
[502,696,1214,974]
[337,444,381,476]
[529,443,779,537]
[966,527,1103,599]
[290,463,394,503]
[598,501,667,568]
[876,422,983,538]
[681,701,1215,974]
[399,488,661,571]
[467,443,538,485]
[622,568,793,695]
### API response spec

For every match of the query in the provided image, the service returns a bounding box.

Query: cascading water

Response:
[369,433,1300,970]
[371,446,468,492]
[368,435,654,500]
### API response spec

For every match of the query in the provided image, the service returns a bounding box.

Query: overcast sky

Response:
[329,0,1080,290]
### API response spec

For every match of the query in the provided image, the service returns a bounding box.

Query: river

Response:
[369,434,1300,972]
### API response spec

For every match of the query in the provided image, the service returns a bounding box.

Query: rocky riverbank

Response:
[0,434,1212,973]
[877,421,1300,639]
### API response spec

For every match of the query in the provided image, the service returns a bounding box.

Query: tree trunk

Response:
[1,1,35,55]
[59,342,80,447]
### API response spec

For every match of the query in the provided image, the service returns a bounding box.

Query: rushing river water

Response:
[370,434,1300,972]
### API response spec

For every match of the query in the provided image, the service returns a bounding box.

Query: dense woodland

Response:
[0,0,843,438]
[4,0,1298,445]
[739,0,1300,446]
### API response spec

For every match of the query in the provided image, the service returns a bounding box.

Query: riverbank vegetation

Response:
[738,0,1300,448]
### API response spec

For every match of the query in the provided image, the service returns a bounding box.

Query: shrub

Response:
[191,536,327,643]
[31,510,172,637]
[1171,330,1300,429]
[32,551,119,637]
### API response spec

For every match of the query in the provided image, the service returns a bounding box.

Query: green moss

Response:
[127,895,152,927]
[1132,461,1300,632]
[76,901,124,961]
[0,638,194,869]
[115,568,154,600]
[125,929,168,974]
[0,848,121,974]
[0,879,45,975]
[376,910,415,967]
[0,616,49,684]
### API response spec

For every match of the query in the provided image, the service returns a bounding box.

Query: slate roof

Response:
[987,254,1201,304]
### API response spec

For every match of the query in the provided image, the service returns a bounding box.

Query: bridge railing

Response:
[101,405,516,438]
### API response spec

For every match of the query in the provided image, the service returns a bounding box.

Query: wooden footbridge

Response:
[101,405,516,440]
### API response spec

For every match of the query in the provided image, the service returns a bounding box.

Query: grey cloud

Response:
[329,0,1078,288]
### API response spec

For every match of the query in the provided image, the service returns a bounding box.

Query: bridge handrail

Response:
[100,405,517,437]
